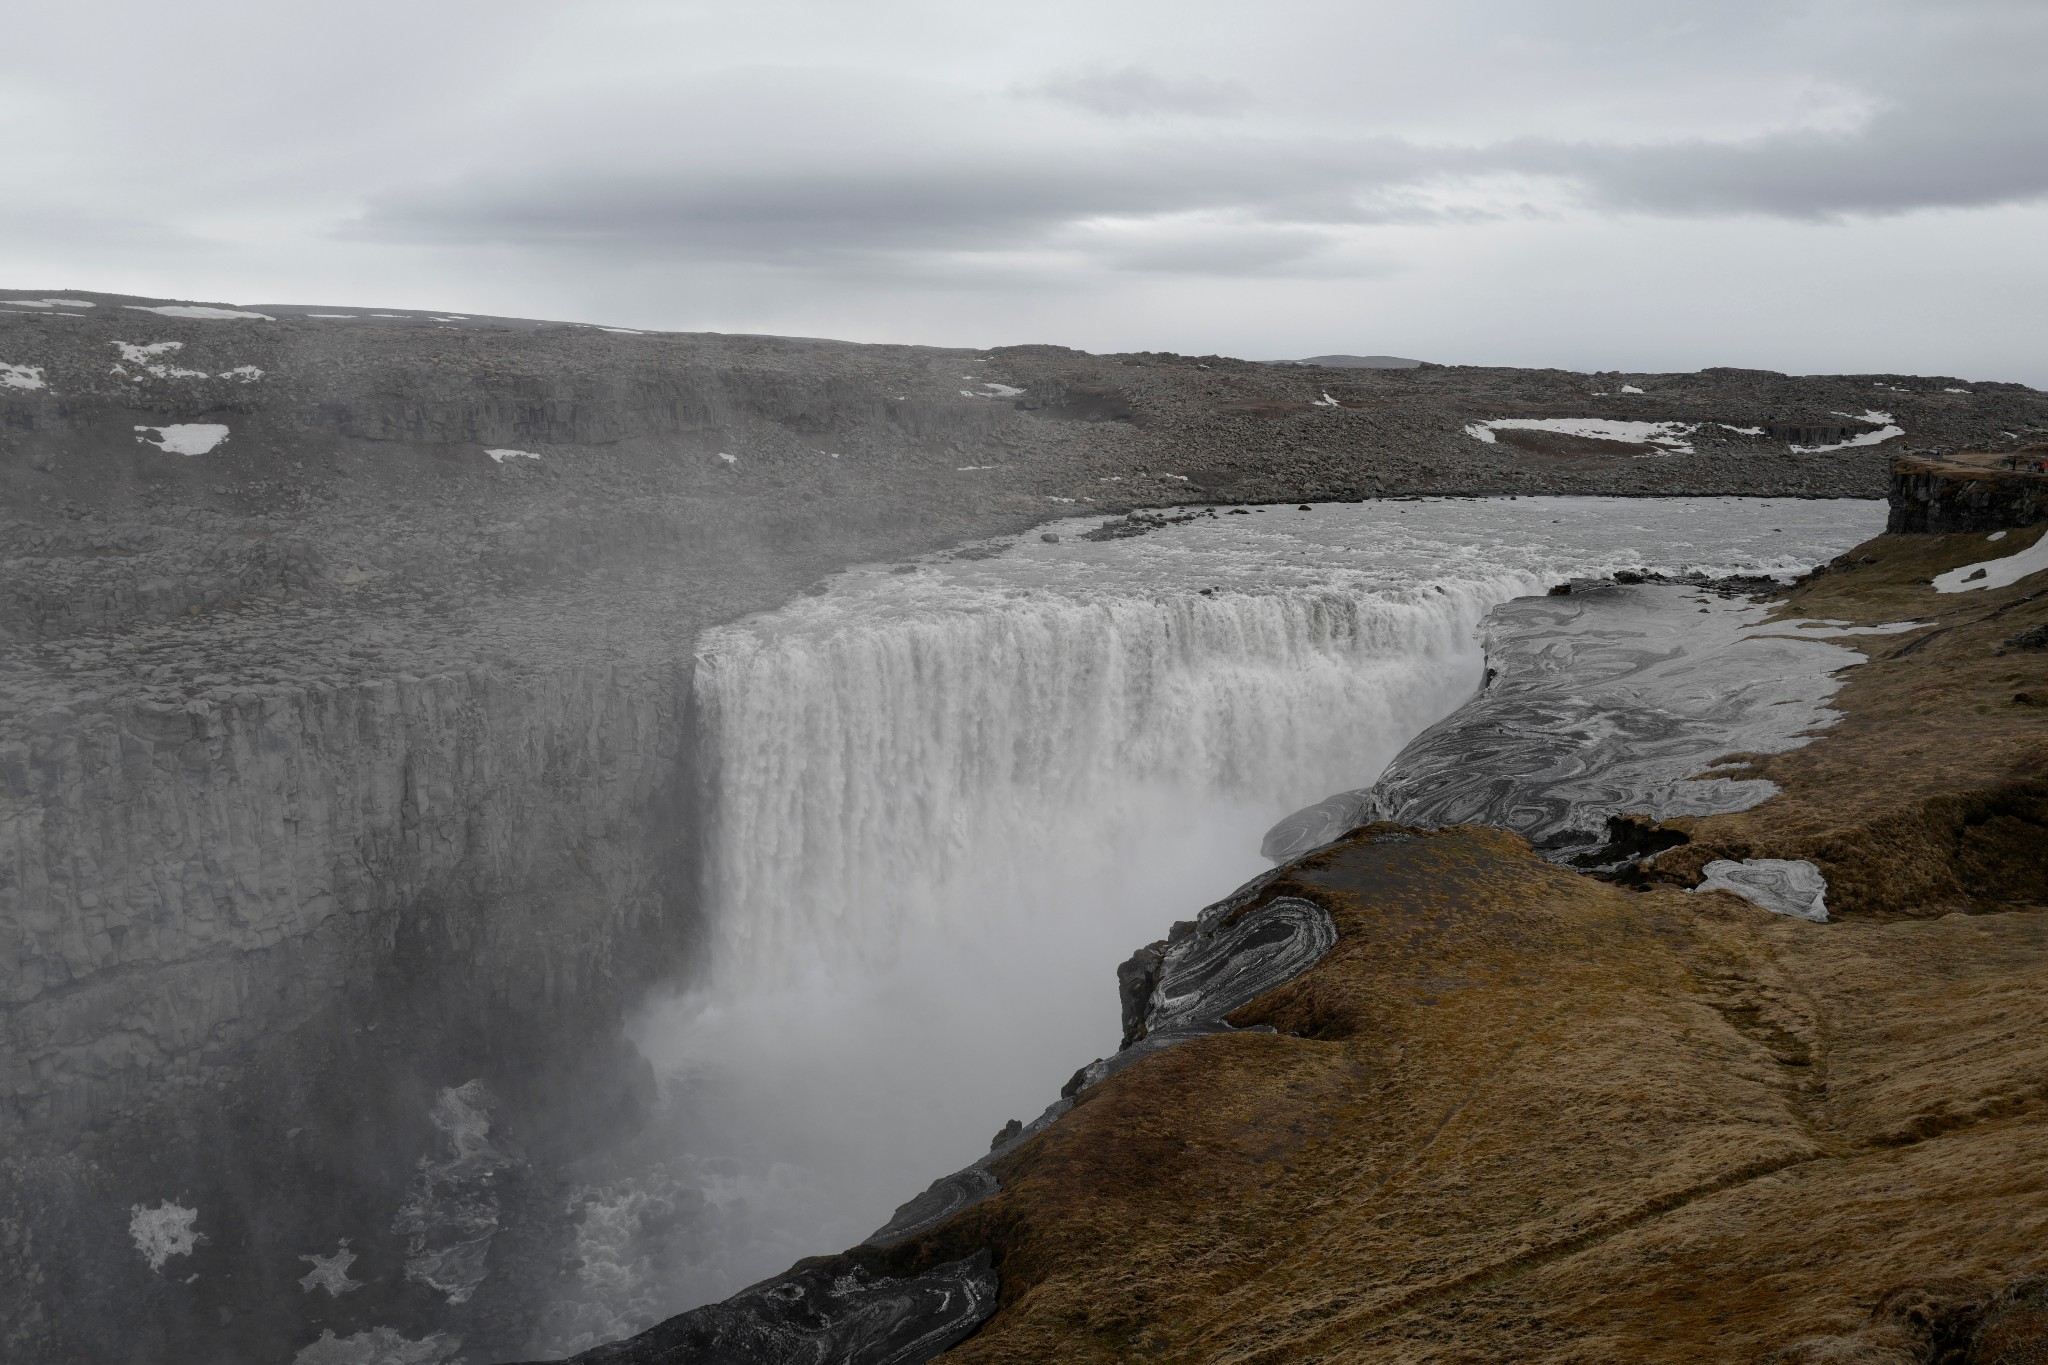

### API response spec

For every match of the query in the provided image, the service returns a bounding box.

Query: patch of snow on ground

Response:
[220,365,263,381]
[1718,423,1765,436]
[1945,387,1969,394]
[981,382,1023,397]
[1312,391,1339,407]
[1466,417,1699,453]
[485,448,540,463]
[600,327,643,334]
[1,363,45,389]
[371,313,406,318]
[293,1327,458,1365]
[135,423,230,455]
[308,313,355,318]
[1620,384,1645,394]
[5,297,94,308]
[957,465,999,471]
[1990,531,2009,542]
[1793,412,1902,452]
[130,1201,202,1270]
[124,305,274,320]
[112,341,209,378]
[717,452,737,465]
[300,1240,364,1296]
[1934,530,2048,593]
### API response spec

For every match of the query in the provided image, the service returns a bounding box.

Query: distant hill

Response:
[1275,354,1424,368]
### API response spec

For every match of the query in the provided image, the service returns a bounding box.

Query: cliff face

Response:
[1887,454,2048,533]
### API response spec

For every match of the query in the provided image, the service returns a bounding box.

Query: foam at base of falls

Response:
[536,496,1887,1354]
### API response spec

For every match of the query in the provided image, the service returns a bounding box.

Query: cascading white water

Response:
[534,495,1888,1354]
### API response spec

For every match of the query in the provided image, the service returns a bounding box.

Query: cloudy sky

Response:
[7,0,2047,379]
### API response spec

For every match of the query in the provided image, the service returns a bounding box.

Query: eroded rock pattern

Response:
[552,1251,997,1365]
[1263,584,1882,865]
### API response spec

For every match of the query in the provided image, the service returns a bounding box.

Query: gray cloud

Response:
[1021,66,1253,120]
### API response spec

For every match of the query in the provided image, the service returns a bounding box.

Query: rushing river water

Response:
[534,495,1887,1354]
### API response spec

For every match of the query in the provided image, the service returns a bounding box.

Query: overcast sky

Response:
[6,0,2047,380]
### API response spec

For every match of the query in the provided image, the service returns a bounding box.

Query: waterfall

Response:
[536,496,1888,1353]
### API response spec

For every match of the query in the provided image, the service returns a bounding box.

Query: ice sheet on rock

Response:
[123,304,274,320]
[393,1081,510,1305]
[134,423,229,455]
[1465,417,1699,452]
[130,1200,202,1271]
[1263,585,1874,864]
[1694,858,1828,921]
[1,362,45,389]
[1934,531,2048,593]
[292,1327,458,1365]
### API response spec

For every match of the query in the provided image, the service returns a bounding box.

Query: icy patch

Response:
[1795,412,1903,452]
[1466,418,1699,453]
[1,363,46,389]
[1620,383,1644,394]
[1934,530,2048,593]
[394,1081,509,1305]
[219,364,263,381]
[1695,858,1829,922]
[123,305,273,321]
[485,448,540,463]
[299,1240,363,1296]
[293,1327,458,1365]
[135,423,229,455]
[130,1201,202,1271]
[112,341,209,379]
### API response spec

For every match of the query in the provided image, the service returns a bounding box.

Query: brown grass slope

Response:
[865,528,2048,1363]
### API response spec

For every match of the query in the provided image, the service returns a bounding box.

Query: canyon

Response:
[4,291,2047,1363]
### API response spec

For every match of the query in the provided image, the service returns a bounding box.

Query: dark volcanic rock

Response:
[538,1250,998,1365]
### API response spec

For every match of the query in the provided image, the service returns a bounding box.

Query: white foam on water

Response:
[545,496,1886,1349]
[123,304,273,320]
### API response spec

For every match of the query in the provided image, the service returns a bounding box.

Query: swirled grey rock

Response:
[552,1250,997,1365]
[1146,897,1340,1033]
[1693,858,1830,922]
[864,1168,1002,1247]
[1264,585,1883,866]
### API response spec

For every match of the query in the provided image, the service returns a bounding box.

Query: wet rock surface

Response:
[537,1250,997,1365]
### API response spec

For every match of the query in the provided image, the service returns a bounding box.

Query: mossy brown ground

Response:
[845,529,2048,1363]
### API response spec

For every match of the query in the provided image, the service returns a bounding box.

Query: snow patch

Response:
[1,363,46,390]
[300,1240,364,1296]
[717,452,737,465]
[981,381,1023,397]
[1717,423,1765,436]
[1944,387,1969,394]
[1694,858,1828,921]
[123,305,273,321]
[1793,413,1902,453]
[293,1327,458,1365]
[112,341,209,378]
[1933,530,2048,593]
[4,297,94,309]
[135,423,229,455]
[1989,531,2008,542]
[957,464,999,471]
[485,448,540,463]
[130,1201,202,1271]
[600,327,643,334]
[220,365,263,381]
[1619,384,1644,394]
[308,313,355,318]
[1312,391,1340,407]
[1466,417,1699,453]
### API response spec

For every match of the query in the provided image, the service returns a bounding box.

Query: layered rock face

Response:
[1888,453,2048,533]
